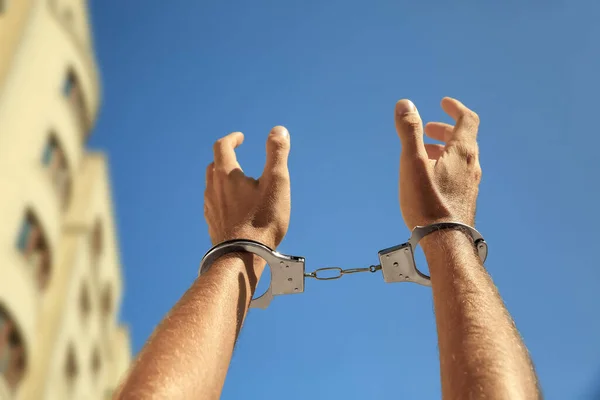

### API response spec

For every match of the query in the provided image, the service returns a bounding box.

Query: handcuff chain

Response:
[304,265,382,281]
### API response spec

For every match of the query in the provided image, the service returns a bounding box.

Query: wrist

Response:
[420,227,476,257]
[205,251,267,280]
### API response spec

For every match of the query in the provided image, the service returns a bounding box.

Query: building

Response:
[0,1,131,399]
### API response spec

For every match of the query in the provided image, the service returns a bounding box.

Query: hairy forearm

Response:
[422,230,540,400]
[116,254,264,400]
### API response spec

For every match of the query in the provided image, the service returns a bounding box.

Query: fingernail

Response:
[396,100,417,116]
[271,126,289,138]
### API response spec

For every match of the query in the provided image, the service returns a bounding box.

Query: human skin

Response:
[115,126,291,399]
[395,98,540,399]
[115,98,540,400]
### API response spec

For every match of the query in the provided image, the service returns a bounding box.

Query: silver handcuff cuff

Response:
[198,222,488,309]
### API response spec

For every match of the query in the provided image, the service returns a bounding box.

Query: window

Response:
[16,211,51,291]
[101,285,112,317]
[62,69,88,133]
[79,283,91,322]
[42,134,72,209]
[64,345,78,385]
[91,347,101,377]
[91,220,102,260]
[42,136,57,166]
[0,306,27,393]
[63,71,76,97]
[100,285,112,334]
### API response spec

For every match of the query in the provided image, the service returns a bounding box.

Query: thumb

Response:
[262,125,291,180]
[394,100,426,159]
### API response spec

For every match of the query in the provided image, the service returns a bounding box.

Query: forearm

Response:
[116,253,264,400]
[422,230,540,400]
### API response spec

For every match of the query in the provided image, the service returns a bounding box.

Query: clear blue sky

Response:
[88,1,600,398]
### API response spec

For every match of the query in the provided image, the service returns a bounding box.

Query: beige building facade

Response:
[0,1,131,399]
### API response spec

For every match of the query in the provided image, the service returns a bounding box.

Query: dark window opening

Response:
[42,136,57,166]
[62,69,88,134]
[63,71,75,97]
[91,347,101,377]
[42,133,72,210]
[0,306,27,393]
[91,220,103,261]
[16,211,51,291]
[65,344,78,385]
[79,283,91,322]
[101,285,112,317]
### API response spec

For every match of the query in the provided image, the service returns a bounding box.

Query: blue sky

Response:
[88,1,600,398]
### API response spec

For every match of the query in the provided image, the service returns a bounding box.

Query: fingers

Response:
[440,97,480,145]
[395,100,427,159]
[262,126,291,180]
[424,144,445,161]
[213,132,244,173]
[205,162,214,188]
[424,122,454,143]
[204,163,213,219]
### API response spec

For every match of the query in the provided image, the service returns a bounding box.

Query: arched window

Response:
[64,344,78,387]
[91,346,101,378]
[62,68,88,134]
[91,220,102,261]
[16,211,51,291]
[42,132,72,210]
[0,306,27,393]
[101,285,112,318]
[79,282,91,323]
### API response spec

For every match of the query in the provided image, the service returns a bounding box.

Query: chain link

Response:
[304,265,382,281]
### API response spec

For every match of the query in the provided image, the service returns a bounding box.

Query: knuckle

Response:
[474,166,482,182]
[411,154,430,169]
[269,136,290,151]
[213,139,224,152]
[464,110,480,127]
[269,168,290,182]
[399,114,422,132]
[214,166,228,177]
[263,168,290,187]
[451,143,479,163]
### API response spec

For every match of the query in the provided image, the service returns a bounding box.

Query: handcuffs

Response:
[198,222,488,309]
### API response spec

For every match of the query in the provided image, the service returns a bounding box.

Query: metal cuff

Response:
[377,222,488,286]
[198,223,488,309]
[198,239,305,309]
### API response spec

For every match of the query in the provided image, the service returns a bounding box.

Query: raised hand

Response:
[204,126,292,250]
[395,97,482,230]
